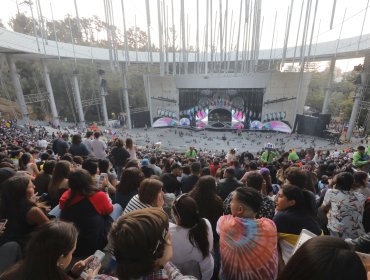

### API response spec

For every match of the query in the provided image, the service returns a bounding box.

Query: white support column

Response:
[71,70,85,128]
[6,54,29,125]
[41,59,59,126]
[98,70,109,127]
[322,58,336,114]
[346,73,368,142]
[146,74,153,127]
[121,64,132,129]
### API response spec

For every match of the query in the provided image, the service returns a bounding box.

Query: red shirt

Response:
[59,189,113,216]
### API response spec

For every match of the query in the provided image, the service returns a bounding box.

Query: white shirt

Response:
[90,138,107,159]
[170,219,214,280]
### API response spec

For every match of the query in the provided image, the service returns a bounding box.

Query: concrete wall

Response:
[145,72,312,126]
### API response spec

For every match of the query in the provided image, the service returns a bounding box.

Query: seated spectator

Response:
[224,171,275,219]
[149,156,162,176]
[216,167,244,201]
[92,208,196,280]
[0,175,49,248]
[170,194,214,279]
[115,167,144,210]
[0,220,94,280]
[59,169,113,258]
[217,187,278,279]
[109,138,130,180]
[278,236,367,280]
[352,145,370,172]
[48,160,71,208]
[18,152,39,178]
[99,159,117,189]
[353,171,370,198]
[274,184,322,264]
[34,160,56,194]
[322,172,366,239]
[69,134,90,158]
[124,178,164,214]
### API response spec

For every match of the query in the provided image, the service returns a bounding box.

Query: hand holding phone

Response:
[80,250,105,279]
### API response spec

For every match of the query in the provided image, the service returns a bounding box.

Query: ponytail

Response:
[189,217,209,259]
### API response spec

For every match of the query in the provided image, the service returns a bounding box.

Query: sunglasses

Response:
[152,226,169,255]
[172,193,187,216]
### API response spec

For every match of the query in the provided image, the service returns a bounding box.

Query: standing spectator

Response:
[69,134,90,158]
[161,163,183,196]
[352,145,370,172]
[91,132,107,160]
[149,156,162,176]
[18,153,39,177]
[216,167,244,201]
[34,160,56,194]
[217,187,278,280]
[225,149,236,164]
[109,138,130,180]
[54,133,69,157]
[181,162,201,193]
[185,146,197,159]
[126,138,137,160]
[82,131,94,153]
[209,159,220,177]
[232,160,245,180]
[140,159,155,178]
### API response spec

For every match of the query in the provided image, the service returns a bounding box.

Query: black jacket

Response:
[217,177,244,201]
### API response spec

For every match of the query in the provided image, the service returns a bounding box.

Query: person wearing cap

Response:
[352,145,370,172]
[181,162,201,193]
[216,167,244,201]
[160,163,183,196]
[141,158,155,178]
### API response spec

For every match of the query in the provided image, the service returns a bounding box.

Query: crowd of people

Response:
[1,119,370,279]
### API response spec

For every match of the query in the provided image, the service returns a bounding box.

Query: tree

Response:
[8,13,35,35]
[126,27,148,51]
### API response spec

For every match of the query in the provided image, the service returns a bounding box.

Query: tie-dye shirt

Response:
[217,215,278,280]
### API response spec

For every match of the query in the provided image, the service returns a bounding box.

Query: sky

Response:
[0,0,368,71]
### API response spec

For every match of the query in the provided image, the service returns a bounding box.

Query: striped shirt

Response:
[123,194,151,214]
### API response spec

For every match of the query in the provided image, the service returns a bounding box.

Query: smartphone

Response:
[0,219,8,231]
[80,250,105,279]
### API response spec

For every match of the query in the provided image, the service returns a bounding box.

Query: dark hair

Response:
[1,221,78,280]
[249,161,258,170]
[115,138,124,148]
[109,208,169,279]
[63,169,98,208]
[18,153,32,171]
[73,156,83,165]
[354,171,368,188]
[98,159,110,173]
[200,167,210,176]
[335,172,354,191]
[48,160,71,199]
[85,131,94,138]
[0,175,34,219]
[246,171,264,191]
[71,134,82,145]
[124,159,139,169]
[285,167,307,189]
[190,162,201,174]
[60,153,73,163]
[94,132,101,138]
[172,195,210,258]
[150,157,157,165]
[117,167,144,195]
[138,179,163,205]
[126,138,133,149]
[358,146,366,151]
[234,187,262,213]
[278,236,367,280]
[281,184,314,212]
[82,157,99,175]
[43,160,56,175]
